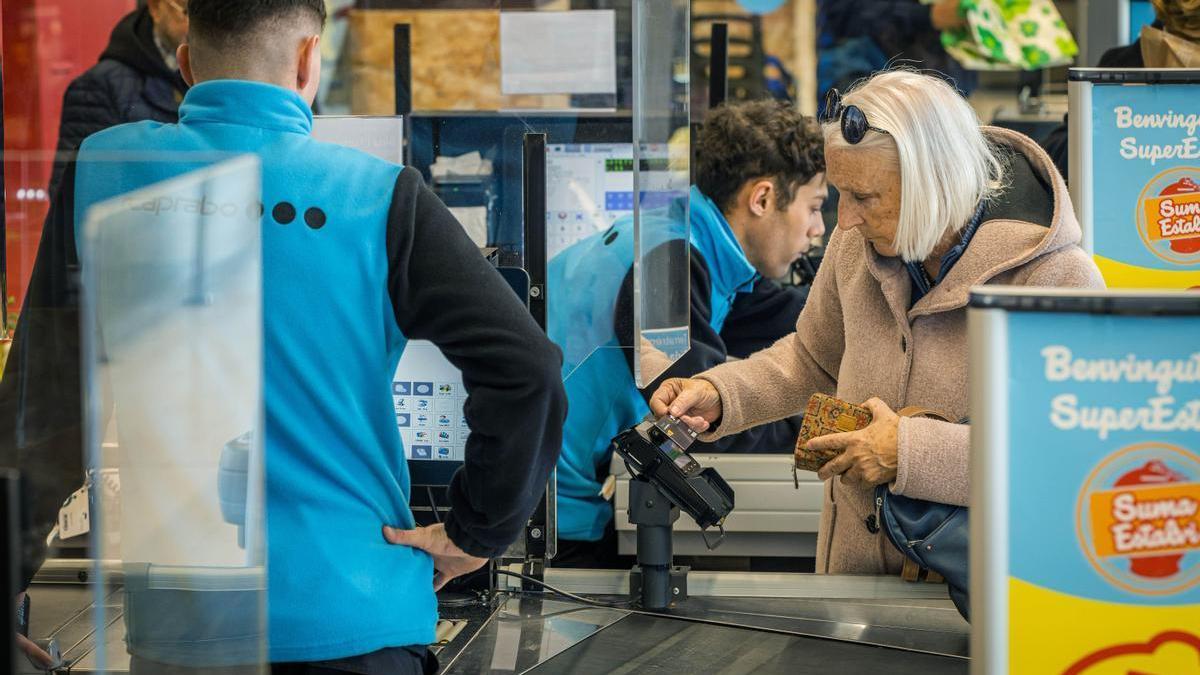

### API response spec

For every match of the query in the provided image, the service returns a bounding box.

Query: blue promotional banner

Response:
[1003,309,1200,673]
[1090,83,1200,289]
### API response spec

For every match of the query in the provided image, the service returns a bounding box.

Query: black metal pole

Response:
[393,24,412,117]
[629,479,679,610]
[522,133,547,331]
[521,133,549,585]
[393,23,413,165]
[709,22,729,111]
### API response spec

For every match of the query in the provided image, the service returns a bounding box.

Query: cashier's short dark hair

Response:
[695,100,825,213]
[188,0,327,44]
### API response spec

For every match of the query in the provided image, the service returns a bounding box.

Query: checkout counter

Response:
[19,562,969,674]
[16,418,971,674]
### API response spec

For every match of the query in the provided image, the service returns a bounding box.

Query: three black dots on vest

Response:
[268,201,327,230]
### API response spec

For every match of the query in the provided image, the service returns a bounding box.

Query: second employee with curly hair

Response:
[549,101,828,567]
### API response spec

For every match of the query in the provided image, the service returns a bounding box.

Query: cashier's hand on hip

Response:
[383,523,489,591]
[812,398,900,486]
[649,378,723,432]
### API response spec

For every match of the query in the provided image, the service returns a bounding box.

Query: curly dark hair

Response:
[695,100,825,213]
[188,0,327,43]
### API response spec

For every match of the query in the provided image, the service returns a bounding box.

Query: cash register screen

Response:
[545,142,675,259]
[393,341,467,464]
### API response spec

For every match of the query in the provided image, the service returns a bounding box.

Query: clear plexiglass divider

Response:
[631,0,691,389]
[247,2,689,566]
[80,154,267,671]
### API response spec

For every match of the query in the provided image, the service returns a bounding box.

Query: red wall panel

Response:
[2,0,135,324]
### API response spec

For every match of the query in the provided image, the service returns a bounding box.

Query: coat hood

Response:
[99,7,181,85]
[864,125,1085,318]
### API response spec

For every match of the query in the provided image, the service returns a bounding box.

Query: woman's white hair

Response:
[823,69,1008,262]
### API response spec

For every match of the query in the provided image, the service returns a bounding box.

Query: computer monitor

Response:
[393,342,468,476]
[402,267,529,488]
[409,112,645,260]
[545,142,675,259]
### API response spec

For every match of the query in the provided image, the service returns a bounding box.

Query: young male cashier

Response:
[10,1,567,672]
[550,101,828,566]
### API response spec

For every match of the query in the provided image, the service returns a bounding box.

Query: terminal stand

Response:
[627,478,689,610]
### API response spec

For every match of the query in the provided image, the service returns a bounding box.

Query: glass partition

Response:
[632,0,691,388]
[80,155,267,671]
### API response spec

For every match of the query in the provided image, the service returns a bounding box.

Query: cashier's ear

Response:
[295,34,322,106]
[747,179,776,218]
[178,44,195,88]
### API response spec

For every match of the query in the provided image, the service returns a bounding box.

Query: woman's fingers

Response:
[806,430,855,453]
[860,397,893,420]
[817,449,855,481]
[678,414,710,432]
[648,379,683,417]
[651,379,721,431]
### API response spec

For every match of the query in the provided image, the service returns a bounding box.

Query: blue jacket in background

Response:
[549,186,760,542]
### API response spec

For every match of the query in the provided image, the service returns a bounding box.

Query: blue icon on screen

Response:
[393,381,411,396]
[414,382,434,396]
[412,445,432,459]
[436,447,452,459]
[396,413,411,427]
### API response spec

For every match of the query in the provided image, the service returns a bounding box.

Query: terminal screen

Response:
[393,341,467,463]
[545,143,675,260]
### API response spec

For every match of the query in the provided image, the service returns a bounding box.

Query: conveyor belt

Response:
[526,614,966,675]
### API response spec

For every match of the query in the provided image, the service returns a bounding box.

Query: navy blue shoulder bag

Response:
[872,409,971,620]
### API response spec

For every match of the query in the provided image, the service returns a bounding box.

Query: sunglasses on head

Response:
[822,89,889,145]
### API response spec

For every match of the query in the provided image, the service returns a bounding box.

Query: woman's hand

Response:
[648,378,723,433]
[811,398,900,486]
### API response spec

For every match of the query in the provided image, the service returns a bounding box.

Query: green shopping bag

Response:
[939,0,1078,70]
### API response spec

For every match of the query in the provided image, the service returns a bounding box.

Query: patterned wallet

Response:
[794,393,873,473]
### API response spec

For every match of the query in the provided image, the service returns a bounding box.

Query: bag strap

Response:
[897,406,952,422]
[894,406,952,585]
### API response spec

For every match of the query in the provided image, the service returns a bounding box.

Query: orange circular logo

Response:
[1075,442,1200,596]
[1136,166,1200,266]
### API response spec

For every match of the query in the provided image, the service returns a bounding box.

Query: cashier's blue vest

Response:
[73,80,433,662]
[549,186,758,541]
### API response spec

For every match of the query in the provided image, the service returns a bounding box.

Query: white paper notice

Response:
[500,10,617,96]
[448,206,488,248]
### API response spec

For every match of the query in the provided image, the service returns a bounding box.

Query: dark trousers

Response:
[274,646,436,675]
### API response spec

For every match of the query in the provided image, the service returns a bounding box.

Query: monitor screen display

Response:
[392,341,467,464]
[545,142,676,260]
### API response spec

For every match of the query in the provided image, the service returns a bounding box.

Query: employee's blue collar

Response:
[689,186,759,295]
[179,79,313,136]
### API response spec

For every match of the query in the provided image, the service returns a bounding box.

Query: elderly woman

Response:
[650,69,1104,575]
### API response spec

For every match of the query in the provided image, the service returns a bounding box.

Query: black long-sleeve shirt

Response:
[386,168,567,557]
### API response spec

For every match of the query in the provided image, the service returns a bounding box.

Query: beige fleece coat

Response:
[696,128,1105,575]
